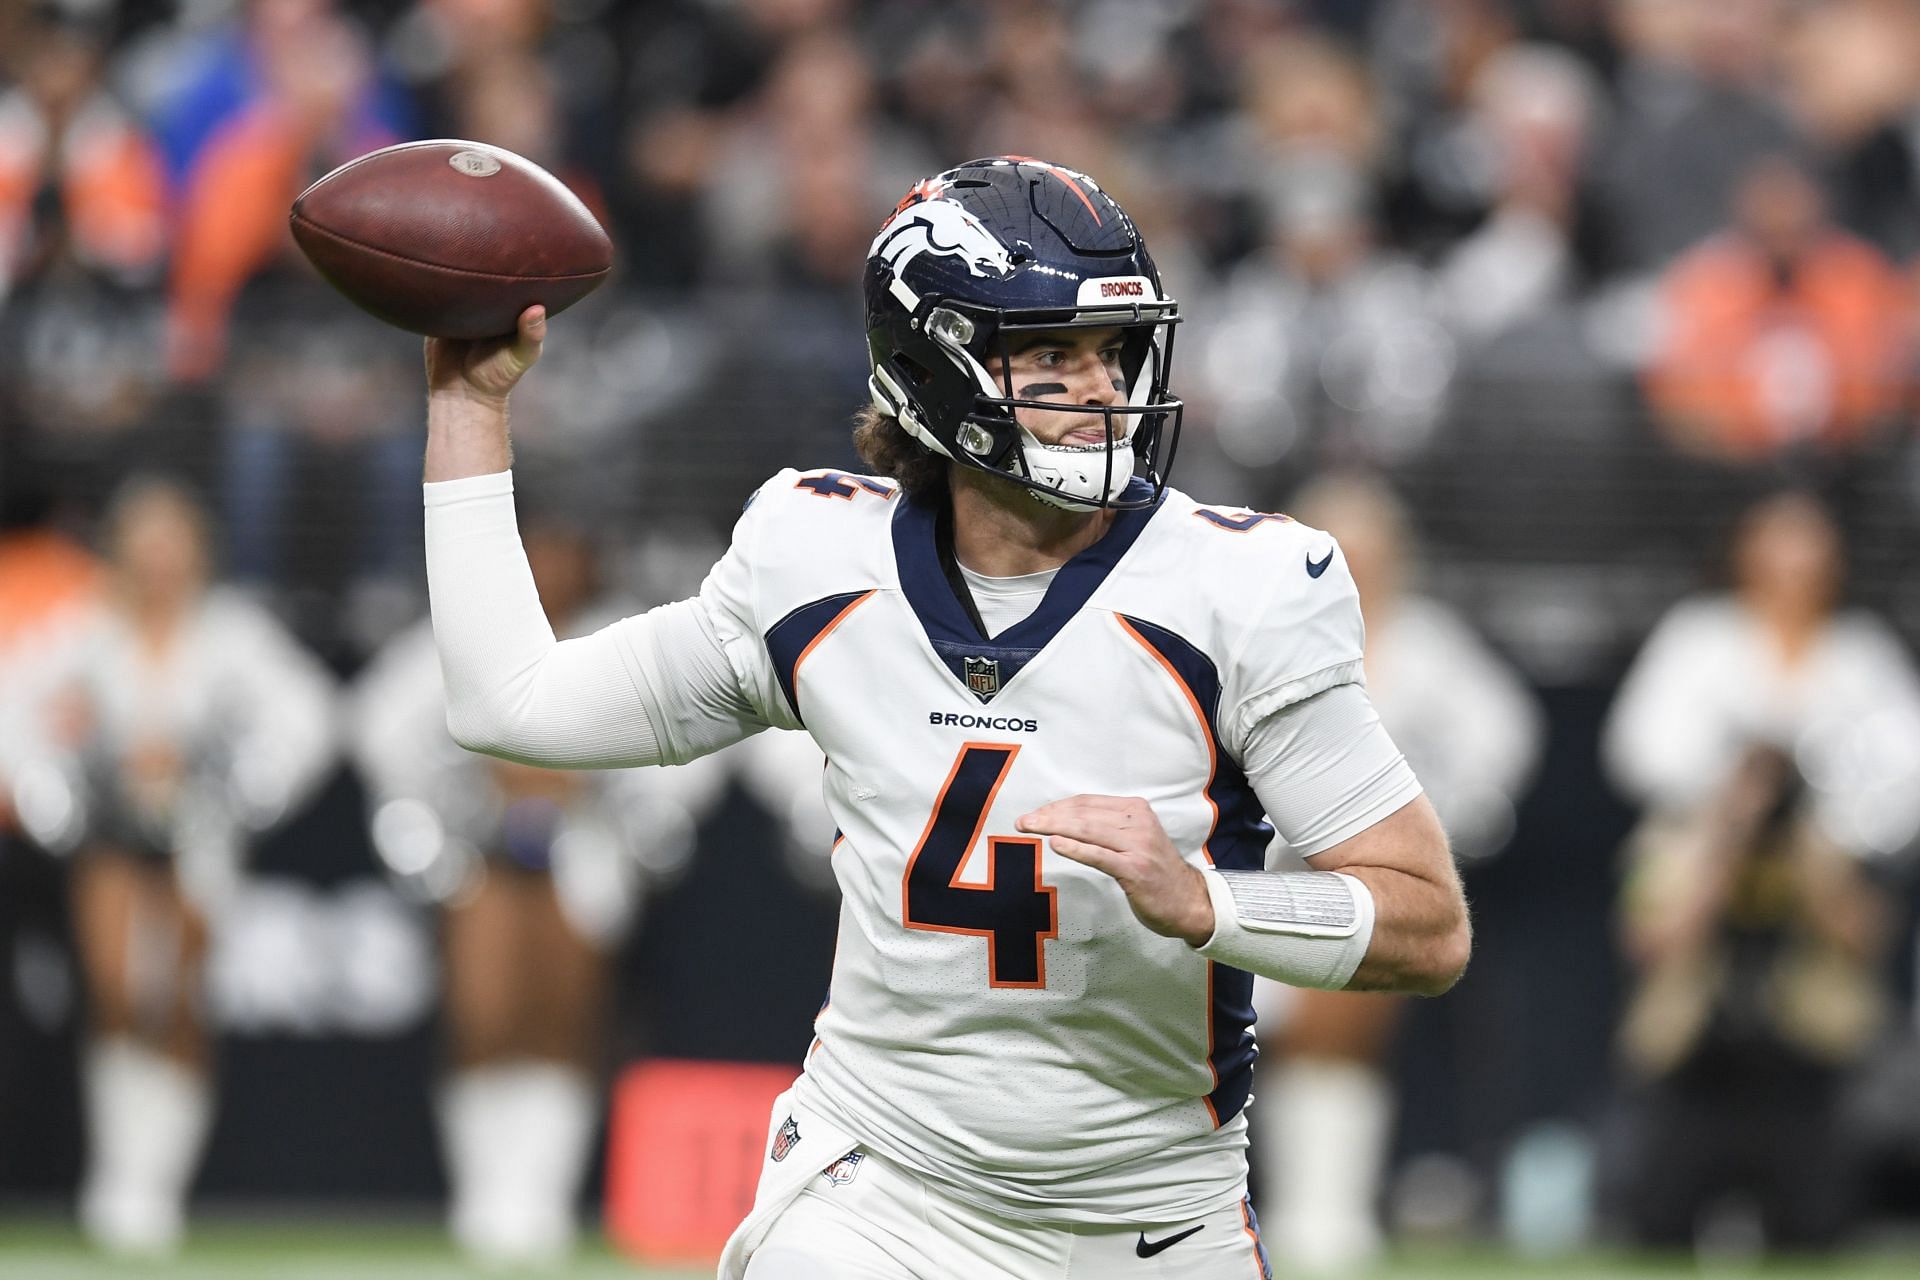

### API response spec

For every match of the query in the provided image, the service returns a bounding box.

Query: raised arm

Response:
[420,307,769,769]
[423,305,545,482]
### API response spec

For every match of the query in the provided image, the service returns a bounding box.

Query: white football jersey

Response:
[701,468,1367,1225]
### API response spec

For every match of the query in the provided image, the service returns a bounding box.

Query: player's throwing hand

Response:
[425,304,546,404]
[1017,796,1217,946]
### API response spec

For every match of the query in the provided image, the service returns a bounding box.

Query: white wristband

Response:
[1194,868,1375,990]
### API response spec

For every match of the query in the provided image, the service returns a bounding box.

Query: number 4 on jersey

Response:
[902,743,1058,988]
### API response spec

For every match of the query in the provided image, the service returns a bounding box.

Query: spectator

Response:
[214,261,420,657]
[215,43,596,657]
[1607,743,1894,1250]
[0,476,334,1255]
[1254,472,1543,1273]
[1436,44,1604,343]
[615,0,856,287]
[0,6,168,305]
[1368,0,1523,259]
[1588,0,1801,277]
[394,0,621,203]
[1193,153,1454,499]
[699,30,927,285]
[1774,0,1920,261]
[1235,31,1390,193]
[165,4,402,380]
[1605,489,1920,887]
[436,48,609,227]
[675,31,929,497]
[1643,154,1910,460]
[0,6,175,502]
[145,0,413,192]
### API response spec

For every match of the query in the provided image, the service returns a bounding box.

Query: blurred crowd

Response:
[6,0,1920,1268]
[1,0,1920,659]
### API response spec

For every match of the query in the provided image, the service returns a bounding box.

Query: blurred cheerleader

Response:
[2,476,335,1254]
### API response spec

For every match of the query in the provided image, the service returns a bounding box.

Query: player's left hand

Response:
[1017,795,1216,947]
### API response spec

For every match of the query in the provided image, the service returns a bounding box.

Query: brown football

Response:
[290,140,612,339]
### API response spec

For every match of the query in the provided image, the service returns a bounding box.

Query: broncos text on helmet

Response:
[863,157,1184,510]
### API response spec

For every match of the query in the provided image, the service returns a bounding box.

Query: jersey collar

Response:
[891,480,1162,702]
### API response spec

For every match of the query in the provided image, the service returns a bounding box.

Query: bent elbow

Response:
[1417,919,1474,996]
[444,702,512,757]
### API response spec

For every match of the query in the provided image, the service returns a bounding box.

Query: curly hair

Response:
[851,405,949,503]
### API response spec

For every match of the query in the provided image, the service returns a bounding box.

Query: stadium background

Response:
[3,0,1920,1273]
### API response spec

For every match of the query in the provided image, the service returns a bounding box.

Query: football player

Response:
[418,157,1469,1279]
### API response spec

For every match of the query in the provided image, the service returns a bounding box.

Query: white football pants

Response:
[738,1141,1273,1280]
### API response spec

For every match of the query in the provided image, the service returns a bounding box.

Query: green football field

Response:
[3,1220,1920,1280]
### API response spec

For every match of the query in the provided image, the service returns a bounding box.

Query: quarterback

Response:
[419,158,1469,1279]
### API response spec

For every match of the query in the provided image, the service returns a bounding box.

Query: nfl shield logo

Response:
[822,1151,864,1186]
[771,1114,801,1162]
[963,656,1001,700]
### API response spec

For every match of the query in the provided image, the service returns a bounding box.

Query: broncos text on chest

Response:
[928,711,1040,733]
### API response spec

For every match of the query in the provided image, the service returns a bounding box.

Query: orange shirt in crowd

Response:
[167,104,394,381]
[0,92,168,289]
[1645,231,1910,457]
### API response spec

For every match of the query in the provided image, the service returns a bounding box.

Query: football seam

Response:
[289,214,610,281]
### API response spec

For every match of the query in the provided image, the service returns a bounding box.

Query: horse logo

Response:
[871,199,1018,282]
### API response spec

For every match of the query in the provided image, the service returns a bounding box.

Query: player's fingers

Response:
[1024,814,1131,853]
[1020,799,1159,850]
[1018,795,1123,833]
[424,335,485,393]
[1044,833,1125,874]
[508,305,546,369]
[1016,806,1114,844]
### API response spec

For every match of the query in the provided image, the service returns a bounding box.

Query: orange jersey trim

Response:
[788,590,876,716]
[1115,615,1221,865]
[1117,614,1235,1126]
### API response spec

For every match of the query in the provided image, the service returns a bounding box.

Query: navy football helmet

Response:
[863,157,1183,509]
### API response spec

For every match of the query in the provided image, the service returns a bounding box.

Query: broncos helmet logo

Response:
[870,198,1018,282]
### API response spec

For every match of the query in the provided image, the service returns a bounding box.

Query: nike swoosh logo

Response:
[1305,548,1334,578]
[1135,1224,1205,1257]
